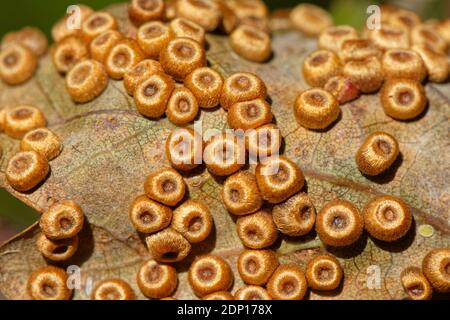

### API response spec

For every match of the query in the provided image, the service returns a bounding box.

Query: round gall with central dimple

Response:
[267,264,308,300]
[6,150,49,192]
[356,131,400,176]
[137,260,177,299]
[171,199,213,243]
[222,171,262,216]
[92,278,135,300]
[236,210,278,249]
[160,37,206,81]
[238,249,279,285]
[220,72,267,110]
[129,195,172,234]
[306,254,343,291]
[27,266,72,300]
[40,200,84,240]
[0,43,37,85]
[146,228,191,263]
[255,156,304,204]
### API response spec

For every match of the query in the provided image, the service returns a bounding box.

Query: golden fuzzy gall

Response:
[169,18,206,47]
[20,128,62,161]
[1,26,48,56]
[316,199,364,247]
[128,195,172,234]
[51,5,94,42]
[52,36,88,75]
[323,76,360,105]
[165,86,199,126]
[235,285,272,300]
[134,72,175,118]
[27,266,72,300]
[290,3,333,37]
[175,0,222,32]
[66,59,109,103]
[220,72,267,110]
[188,255,234,297]
[381,49,426,82]
[381,79,427,120]
[6,151,49,192]
[400,267,433,300]
[236,210,278,249]
[171,199,213,243]
[36,233,79,262]
[144,168,186,206]
[342,56,384,93]
[89,30,123,64]
[318,25,359,53]
[255,156,304,204]
[367,25,410,51]
[302,49,341,88]
[0,108,5,133]
[105,39,145,80]
[422,248,450,293]
[146,228,191,263]
[246,124,282,161]
[339,39,382,62]
[165,127,203,171]
[159,37,206,81]
[92,278,135,300]
[184,67,224,109]
[294,88,340,130]
[227,98,273,130]
[411,24,448,54]
[39,200,85,240]
[222,171,263,216]
[229,25,272,62]
[363,195,412,242]
[267,264,308,300]
[356,131,400,176]
[203,133,245,176]
[306,254,343,291]
[123,59,164,96]
[412,44,450,83]
[387,8,421,31]
[237,249,279,286]
[137,260,177,299]
[81,11,117,43]
[203,291,235,300]
[0,43,37,85]
[128,0,165,27]
[273,192,316,237]
[137,21,171,59]
[3,105,46,139]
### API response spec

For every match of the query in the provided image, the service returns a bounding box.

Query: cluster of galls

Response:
[292,4,450,177]
[1,1,449,300]
[28,200,85,300]
[47,0,272,126]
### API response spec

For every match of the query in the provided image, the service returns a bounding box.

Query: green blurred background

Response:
[0,0,448,243]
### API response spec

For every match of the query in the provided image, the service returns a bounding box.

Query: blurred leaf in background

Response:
[0,0,448,238]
